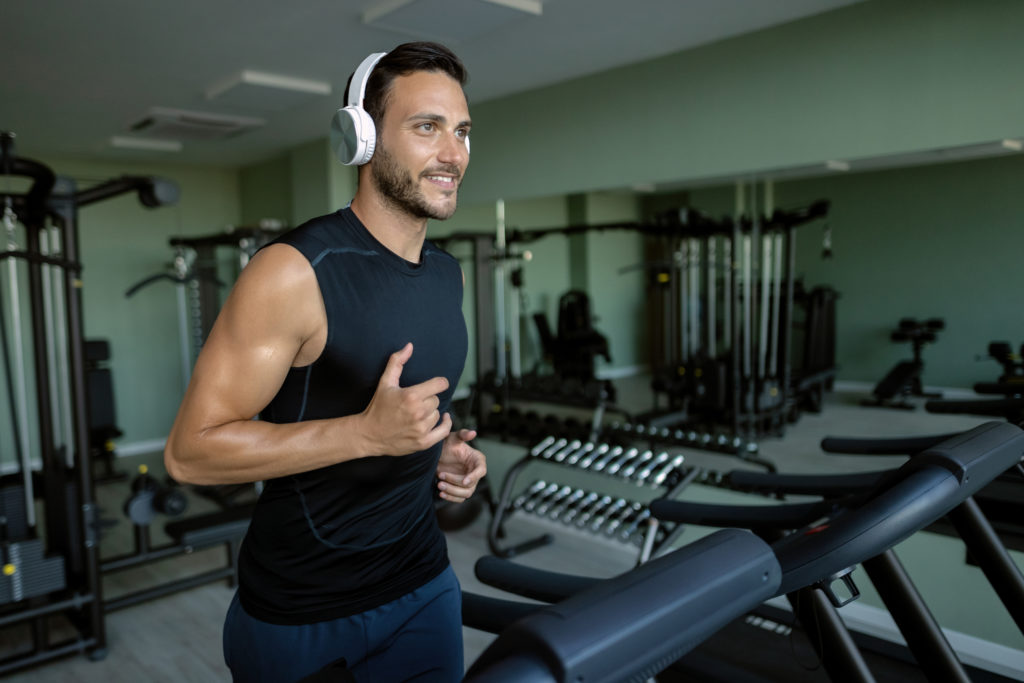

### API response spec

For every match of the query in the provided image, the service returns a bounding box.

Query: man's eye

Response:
[419,123,435,132]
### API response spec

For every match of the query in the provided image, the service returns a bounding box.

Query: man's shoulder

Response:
[273,210,352,259]
[287,210,347,240]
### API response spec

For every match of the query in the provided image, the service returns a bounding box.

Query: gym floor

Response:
[1,379,994,682]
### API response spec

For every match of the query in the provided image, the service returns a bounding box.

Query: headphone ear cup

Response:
[330,106,376,166]
[361,115,376,164]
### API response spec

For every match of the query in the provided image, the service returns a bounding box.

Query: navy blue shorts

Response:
[223,565,463,683]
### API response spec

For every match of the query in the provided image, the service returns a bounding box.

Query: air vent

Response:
[129,107,265,141]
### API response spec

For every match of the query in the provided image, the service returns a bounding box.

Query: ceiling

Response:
[1,0,865,168]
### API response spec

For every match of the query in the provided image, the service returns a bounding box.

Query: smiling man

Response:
[164,42,485,683]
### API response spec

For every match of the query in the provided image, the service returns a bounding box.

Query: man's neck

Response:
[349,194,428,263]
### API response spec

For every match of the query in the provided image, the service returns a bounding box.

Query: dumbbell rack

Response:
[488,435,718,563]
[606,422,775,472]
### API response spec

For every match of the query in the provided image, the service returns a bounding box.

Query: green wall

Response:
[239,153,290,226]
[0,158,242,460]
[462,0,1024,204]
[73,159,240,447]
[771,154,1024,388]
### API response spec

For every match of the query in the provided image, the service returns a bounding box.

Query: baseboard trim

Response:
[832,380,980,399]
[116,438,167,458]
[596,364,647,380]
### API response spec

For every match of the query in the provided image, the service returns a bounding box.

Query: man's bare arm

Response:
[164,244,451,485]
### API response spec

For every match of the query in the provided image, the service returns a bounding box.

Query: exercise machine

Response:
[862,317,945,409]
[463,421,1024,682]
[0,131,178,674]
[642,199,834,441]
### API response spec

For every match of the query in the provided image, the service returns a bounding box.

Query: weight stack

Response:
[0,486,31,541]
[0,538,67,605]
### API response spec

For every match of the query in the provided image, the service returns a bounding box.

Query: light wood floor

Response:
[1,386,1001,681]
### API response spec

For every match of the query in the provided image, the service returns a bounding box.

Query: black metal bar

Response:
[25,217,59,537]
[781,225,795,431]
[103,566,237,613]
[0,137,56,225]
[0,636,98,676]
[861,549,970,683]
[50,193,107,653]
[0,593,97,628]
[731,218,741,441]
[100,542,191,573]
[946,496,1024,634]
[487,454,553,558]
[472,234,497,428]
[787,586,877,683]
[73,175,178,208]
[0,249,81,269]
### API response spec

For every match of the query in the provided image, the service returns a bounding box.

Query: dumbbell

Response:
[529,436,556,457]
[123,465,187,526]
[560,491,600,524]
[635,452,671,484]
[589,445,625,472]
[651,455,685,486]
[619,450,655,479]
[576,443,609,469]
[511,480,549,509]
[547,488,587,519]
[605,448,641,476]
[698,469,725,486]
[590,498,628,533]
[536,486,574,516]
[619,508,652,541]
[575,495,614,528]
[539,438,569,459]
[564,442,595,466]
[523,483,561,512]
[550,439,583,463]
[605,502,643,536]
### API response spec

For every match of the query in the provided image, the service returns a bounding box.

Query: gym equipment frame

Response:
[0,132,177,674]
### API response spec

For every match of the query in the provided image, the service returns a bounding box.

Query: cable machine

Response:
[643,197,833,443]
[0,132,178,674]
[437,197,833,463]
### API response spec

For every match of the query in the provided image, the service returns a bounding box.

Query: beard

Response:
[371,143,460,221]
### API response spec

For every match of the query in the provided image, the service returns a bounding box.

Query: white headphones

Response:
[330,52,388,166]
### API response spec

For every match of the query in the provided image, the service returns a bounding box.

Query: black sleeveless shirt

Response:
[236,207,468,624]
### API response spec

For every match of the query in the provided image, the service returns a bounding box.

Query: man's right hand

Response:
[361,342,452,456]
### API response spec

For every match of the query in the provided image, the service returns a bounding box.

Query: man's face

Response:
[370,70,471,221]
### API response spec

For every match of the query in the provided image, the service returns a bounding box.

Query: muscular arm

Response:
[164,244,451,485]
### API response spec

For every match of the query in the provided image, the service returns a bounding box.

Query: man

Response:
[165,42,485,682]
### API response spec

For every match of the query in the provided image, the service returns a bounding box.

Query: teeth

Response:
[427,175,453,183]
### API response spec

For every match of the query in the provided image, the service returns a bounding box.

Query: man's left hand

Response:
[436,426,486,503]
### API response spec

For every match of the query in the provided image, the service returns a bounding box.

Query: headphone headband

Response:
[331,51,388,166]
[347,52,387,109]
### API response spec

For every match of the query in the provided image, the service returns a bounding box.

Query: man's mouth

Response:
[422,167,461,190]
[424,174,457,188]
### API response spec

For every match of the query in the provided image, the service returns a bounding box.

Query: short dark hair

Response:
[345,42,467,130]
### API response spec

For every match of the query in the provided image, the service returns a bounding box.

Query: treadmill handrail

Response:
[464,528,780,683]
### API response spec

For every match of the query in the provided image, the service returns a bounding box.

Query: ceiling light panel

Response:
[110,136,183,152]
[363,0,543,43]
[206,70,332,111]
